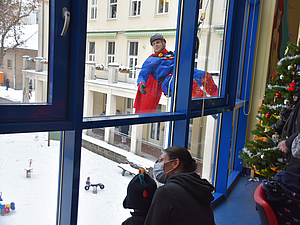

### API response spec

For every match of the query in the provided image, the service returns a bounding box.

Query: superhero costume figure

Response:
[133,34,218,114]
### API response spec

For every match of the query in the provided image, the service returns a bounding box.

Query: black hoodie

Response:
[144,172,215,225]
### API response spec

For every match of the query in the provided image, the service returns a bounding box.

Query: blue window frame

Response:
[0,0,71,132]
[0,0,261,224]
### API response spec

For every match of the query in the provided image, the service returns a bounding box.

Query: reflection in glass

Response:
[0,0,49,104]
[188,115,219,185]
[84,120,166,161]
[84,1,228,118]
[0,132,59,225]
[79,125,168,222]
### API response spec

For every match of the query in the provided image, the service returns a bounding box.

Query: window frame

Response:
[157,0,169,14]
[0,0,72,127]
[90,0,97,20]
[107,41,115,65]
[88,41,95,62]
[7,59,12,68]
[130,0,141,16]
[0,0,262,224]
[109,0,117,19]
[128,41,138,79]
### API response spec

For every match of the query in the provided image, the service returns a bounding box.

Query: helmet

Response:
[150,33,166,46]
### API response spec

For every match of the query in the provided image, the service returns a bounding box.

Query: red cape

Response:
[133,76,162,113]
[133,49,169,114]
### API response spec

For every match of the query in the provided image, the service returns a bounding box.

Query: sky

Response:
[0,85,155,225]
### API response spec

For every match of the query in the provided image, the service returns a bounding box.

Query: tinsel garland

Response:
[263,104,286,110]
[242,146,280,158]
[267,84,289,90]
[277,55,300,66]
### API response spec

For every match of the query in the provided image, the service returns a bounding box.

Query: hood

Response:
[167,172,215,205]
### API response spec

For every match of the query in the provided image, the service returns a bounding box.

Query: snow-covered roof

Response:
[3,24,38,51]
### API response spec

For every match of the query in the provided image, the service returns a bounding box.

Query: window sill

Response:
[154,13,169,17]
[129,15,141,18]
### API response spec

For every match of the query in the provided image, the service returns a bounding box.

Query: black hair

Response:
[163,146,197,172]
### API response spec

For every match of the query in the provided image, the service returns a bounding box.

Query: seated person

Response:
[122,169,157,225]
[262,133,300,225]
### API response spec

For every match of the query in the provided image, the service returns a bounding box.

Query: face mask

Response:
[153,160,174,184]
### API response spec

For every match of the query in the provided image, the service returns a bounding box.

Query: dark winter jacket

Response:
[283,98,300,173]
[262,171,300,225]
[144,172,215,225]
[122,211,148,225]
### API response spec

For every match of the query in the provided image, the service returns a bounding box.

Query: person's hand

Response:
[278,140,289,153]
[140,83,147,95]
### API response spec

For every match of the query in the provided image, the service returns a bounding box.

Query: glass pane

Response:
[84,0,181,116]
[83,1,228,117]
[0,1,49,104]
[188,114,220,185]
[189,1,227,100]
[0,132,59,224]
[79,124,166,223]
[228,108,239,176]
[79,124,168,223]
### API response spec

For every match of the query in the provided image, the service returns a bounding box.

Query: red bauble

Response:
[288,80,295,91]
[276,92,281,98]
[266,113,271,118]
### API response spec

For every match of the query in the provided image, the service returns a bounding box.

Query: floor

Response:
[213,175,262,225]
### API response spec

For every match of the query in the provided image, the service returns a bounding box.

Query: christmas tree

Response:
[239,42,300,179]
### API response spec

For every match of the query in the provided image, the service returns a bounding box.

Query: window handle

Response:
[61,7,70,36]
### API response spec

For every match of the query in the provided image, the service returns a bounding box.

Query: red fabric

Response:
[149,48,168,57]
[201,73,218,96]
[133,49,169,114]
[133,75,162,113]
[192,80,205,98]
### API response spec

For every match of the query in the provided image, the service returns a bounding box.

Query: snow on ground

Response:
[0,132,136,225]
[0,86,156,225]
[0,86,23,102]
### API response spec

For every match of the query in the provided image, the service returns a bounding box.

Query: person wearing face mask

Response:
[144,146,215,225]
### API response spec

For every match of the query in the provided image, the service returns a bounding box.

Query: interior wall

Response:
[246,0,276,141]
[247,0,300,142]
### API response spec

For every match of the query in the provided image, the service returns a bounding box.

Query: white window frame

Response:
[107,41,115,66]
[223,0,227,10]
[149,105,162,144]
[126,98,134,114]
[157,0,169,14]
[109,0,117,18]
[128,41,138,80]
[199,0,203,10]
[88,41,95,62]
[90,0,97,20]
[130,0,141,16]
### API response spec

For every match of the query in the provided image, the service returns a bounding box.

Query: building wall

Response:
[87,0,178,31]
[86,0,226,72]
[0,49,37,90]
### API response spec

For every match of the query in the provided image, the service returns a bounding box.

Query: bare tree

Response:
[0,0,40,63]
